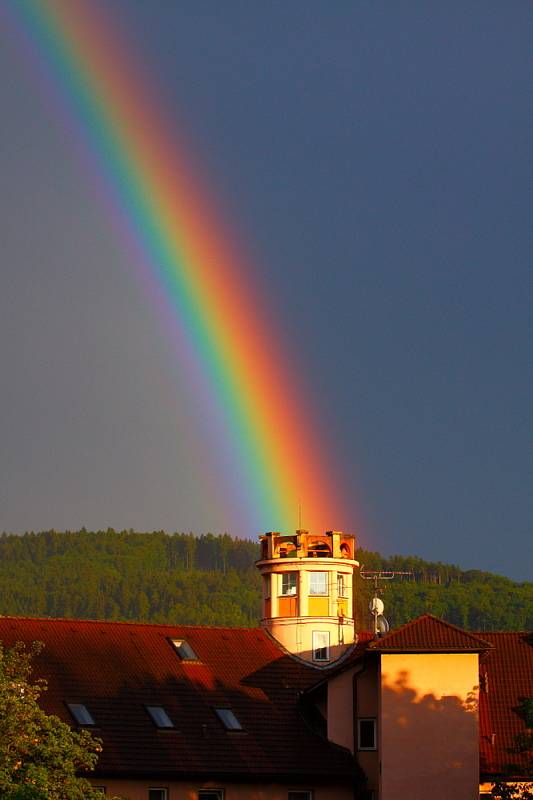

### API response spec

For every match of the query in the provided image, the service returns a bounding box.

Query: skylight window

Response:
[170,638,199,661]
[214,707,243,730]
[146,705,174,729]
[67,703,95,726]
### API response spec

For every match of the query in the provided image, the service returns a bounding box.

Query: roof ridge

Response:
[0,614,262,633]
[368,613,493,650]
[474,630,530,636]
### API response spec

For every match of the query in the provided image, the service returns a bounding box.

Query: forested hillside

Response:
[0,530,530,631]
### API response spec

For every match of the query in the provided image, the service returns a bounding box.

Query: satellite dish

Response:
[369,597,384,615]
[377,616,390,635]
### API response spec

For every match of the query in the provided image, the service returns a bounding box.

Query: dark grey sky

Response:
[0,1,531,579]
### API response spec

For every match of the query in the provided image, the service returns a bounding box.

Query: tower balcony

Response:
[257,529,359,565]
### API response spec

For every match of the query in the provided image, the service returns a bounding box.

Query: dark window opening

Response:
[148,790,167,800]
[358,718,377,750]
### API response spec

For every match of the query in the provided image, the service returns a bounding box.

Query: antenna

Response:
[359,568,412,637]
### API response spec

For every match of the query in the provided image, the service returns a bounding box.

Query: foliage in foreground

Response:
[0,641,112,799]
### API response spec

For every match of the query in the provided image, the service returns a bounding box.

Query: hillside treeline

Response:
[0,530,530,631]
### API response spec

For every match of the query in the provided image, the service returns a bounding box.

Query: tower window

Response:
[148,790,167,800]
[281,572,297,596]
[340,541,352,558]
[307,540,332,558]
[198,791,225,800]
[337,574,347,597]
[312,631,330,662]
[309,572,328,595]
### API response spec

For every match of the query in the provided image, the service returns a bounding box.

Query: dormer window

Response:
[170,638,199,661]
[214,707,243,730]
[67,703,95,726]
[146,705,174,729]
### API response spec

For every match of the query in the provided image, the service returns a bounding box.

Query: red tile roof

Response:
[368,614,493,652]
[0,616,361,782]
[478,632,533,780]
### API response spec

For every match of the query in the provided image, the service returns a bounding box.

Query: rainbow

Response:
[5,0,351,534]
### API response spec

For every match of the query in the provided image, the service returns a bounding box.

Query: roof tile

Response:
[368,614,493,652]
[0,616,360,781]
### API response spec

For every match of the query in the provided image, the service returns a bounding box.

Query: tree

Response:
[0,640,116,799]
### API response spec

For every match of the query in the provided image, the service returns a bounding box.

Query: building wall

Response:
[379,653,479,800]
[327,666,356,752]
[90,778,356,799]
[354,658,380,795]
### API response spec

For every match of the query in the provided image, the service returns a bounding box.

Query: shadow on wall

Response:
[380,670,479,799]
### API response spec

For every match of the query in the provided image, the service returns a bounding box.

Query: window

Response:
[288,792,312,800]
[263,575,270,598]
[312,631,330,662]
[148,790,167,800]
[309,572,328,595]
[146,705,174,729]
[198,791,225,800]
[281,572,297,596]
[67,703,95,726]
[213,707,243,730]
[337,574,347,597]
[358,718,377,750]
[170,638,199,660]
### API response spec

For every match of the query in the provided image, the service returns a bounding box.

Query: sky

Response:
[0,1,531,580]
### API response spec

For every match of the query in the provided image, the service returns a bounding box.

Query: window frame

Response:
[66,702,96,726]
[145,705,175,729]
[312,630,330,662]
[287,792,313,800]
[169,638,199,661]
[148,789,168,800]
[337,573,348,598]
[357,717,377,751]
[198,791,225,800]
[309,571,328,596]
[213,707,244,731]
[280,572,297,596]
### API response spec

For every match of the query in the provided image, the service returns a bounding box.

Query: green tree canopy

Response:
[0,640,114,799]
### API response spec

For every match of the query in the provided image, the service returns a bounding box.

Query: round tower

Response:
[256,529,359,665]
